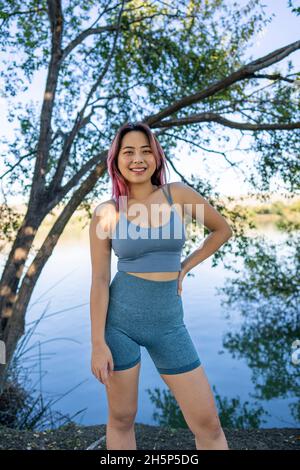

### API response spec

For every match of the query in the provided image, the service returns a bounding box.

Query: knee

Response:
[194,416,223,441]
[108,408,137,430]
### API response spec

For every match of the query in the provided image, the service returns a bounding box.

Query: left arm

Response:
[174,182,233,281]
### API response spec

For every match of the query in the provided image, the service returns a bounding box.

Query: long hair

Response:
[107,121,169,211]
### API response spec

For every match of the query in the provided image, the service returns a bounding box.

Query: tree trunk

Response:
[0,203,48,337]
[0,161,106,394]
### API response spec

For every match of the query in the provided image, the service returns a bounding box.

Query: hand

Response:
[91,343,114,387]
[177,268,186,296]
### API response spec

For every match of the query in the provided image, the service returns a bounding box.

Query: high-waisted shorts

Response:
[104,271,201,375]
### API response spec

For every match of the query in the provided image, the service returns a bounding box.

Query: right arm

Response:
[89,201,114,386]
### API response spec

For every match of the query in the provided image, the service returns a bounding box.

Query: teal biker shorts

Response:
[104,271,201,375]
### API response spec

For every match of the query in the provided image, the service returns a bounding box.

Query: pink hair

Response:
[107,121,170,211]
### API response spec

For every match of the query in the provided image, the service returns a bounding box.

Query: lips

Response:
[129,167,147,173]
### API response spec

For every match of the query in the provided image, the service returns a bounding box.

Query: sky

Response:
[0,0,299,205]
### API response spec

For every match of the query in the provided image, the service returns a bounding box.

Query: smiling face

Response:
[117,130,157,184]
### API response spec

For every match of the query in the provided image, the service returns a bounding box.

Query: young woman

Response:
[89,121,232,450]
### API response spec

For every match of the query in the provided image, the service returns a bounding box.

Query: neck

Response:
[127,181,158,202]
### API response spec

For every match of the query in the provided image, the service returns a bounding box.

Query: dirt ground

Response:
[0,422,300,450]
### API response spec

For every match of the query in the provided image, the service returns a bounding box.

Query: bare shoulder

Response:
[90,198,117,234]
[169,181,206,203]
[168,181,196,203]
[169,182,232,234]
[169,181,185,194]
[94,198,117,213]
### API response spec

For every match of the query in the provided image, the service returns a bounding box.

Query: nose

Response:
[132,155,144,163]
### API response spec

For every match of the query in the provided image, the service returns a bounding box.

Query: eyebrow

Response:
[121,145,151,150]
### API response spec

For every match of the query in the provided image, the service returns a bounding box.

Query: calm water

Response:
[3,221,299,429]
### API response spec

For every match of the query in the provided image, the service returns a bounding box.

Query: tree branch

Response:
[47,150,107,209]
[31,0,64,200]
[61,8,191,61]
[161,131,239,167]
[143,39,300,126]
[0,7,46,30]
[153,111,300,131]
[251,73,296,83]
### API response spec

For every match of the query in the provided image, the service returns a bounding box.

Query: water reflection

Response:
[146,385,270,429]
[216,231,300,425]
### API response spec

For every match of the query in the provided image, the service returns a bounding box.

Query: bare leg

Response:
[104,362,141,450]
[106,419,137,450]
[195,427,229,450]
[160,365,230,451]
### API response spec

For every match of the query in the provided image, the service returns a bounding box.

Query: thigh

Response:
[104,292,142,419]
[105,323,141,371]
[105,291,141,371]
[142,282,201,374]
[146,321,201,375]
[159,365,221,435]
[106,361,142,419]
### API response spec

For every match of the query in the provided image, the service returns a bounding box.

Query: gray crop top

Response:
[111,184,186,272]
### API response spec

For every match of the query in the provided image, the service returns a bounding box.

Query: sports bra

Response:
[111,183,186,272]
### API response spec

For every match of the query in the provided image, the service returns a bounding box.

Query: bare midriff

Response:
[125,271,180,281]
